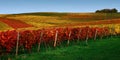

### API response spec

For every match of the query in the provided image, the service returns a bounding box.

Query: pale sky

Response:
[0,0,119,14]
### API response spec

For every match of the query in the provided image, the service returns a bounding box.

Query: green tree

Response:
[95,8,118,13]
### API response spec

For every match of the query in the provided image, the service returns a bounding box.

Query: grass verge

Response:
[6,36,120,60]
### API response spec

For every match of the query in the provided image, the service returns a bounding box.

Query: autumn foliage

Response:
[0,27,110,53]
[0,18,32,29]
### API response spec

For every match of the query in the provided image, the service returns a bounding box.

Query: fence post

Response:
[100,29,104,40]
[16,31,20,56]
[77,29,81,42]
[109,26,114,38]
[94,29,98,41]
[54,30,58,47]
[85,29,89,45]
[67,31,71,46]
[37,30,43,52]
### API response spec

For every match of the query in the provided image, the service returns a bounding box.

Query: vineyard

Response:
[4,14,120,28]
[0,13,120,60]
[0,22,13,30]
[0,26,119,57]
[0,18,33,29]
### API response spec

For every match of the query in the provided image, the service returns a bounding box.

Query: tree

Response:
[111,8,118,13]
[95,8,118,13]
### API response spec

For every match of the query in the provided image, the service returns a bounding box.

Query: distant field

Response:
[0,14,8,17]
[0,18,33,29]
[0,12,120,30]
[0,21,13,31]
[5,12,120,21]
[6,15,75,27]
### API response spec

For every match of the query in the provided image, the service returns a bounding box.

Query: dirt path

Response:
[0,18,33,29]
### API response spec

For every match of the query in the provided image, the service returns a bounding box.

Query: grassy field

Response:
[9,36,120,60]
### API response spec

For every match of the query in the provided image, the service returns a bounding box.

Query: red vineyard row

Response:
[0,18,33,29]
[0,27,109,53]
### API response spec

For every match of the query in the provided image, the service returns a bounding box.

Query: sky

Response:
[0,0,120,14]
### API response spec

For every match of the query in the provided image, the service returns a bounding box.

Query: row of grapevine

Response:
[0,26,110,56]
[0,18,33,29]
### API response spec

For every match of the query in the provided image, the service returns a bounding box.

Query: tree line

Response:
[95,8,118,13]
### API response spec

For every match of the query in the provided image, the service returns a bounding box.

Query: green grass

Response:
[9,36,120,60]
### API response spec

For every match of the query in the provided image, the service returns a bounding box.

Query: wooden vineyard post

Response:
[104,28,108,38]
[101,29,104,40]
[85,29,89,46]
[110,28,113,38]
[111,27,115,38]
[37,30,43,52]
[15,31,20,56]
[94,29,98,41]
[67,31,71,46]
[77,29,81,42]
[54,30,58,47]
